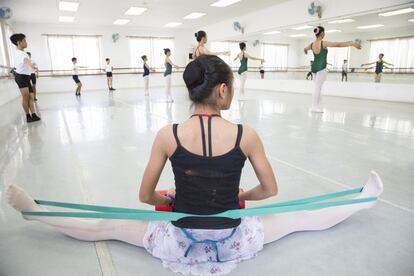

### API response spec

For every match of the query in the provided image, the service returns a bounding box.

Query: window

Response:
[260,43,288,70]
[4,23,15,67]
[0,23,6,66]
[327,47,350,70]
[46,35,102,71]
[210,41,241,68]
[369,37,414,72]
[129,37,174,69]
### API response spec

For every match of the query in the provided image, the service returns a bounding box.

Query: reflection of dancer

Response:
[104,58,115,91]
[141,55,153,96]
[71,57,83,96]
[361,54,393,83]
[341,59,348,82]
[193,30,230,58]
[7,55,383,276]
[234,42,264,100]
[259,61,265,79]
[304,26,361,112]
[163,48,179,103]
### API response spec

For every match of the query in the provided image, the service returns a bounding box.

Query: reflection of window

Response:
[327,47,350,70]
[369,37,414,72]
[129,37,174,68]
[4,23,15,67]
[46,35,102,70]
[210,41,240,67]
[260,43,288,69]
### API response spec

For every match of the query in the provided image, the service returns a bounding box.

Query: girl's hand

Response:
[167,188,176,196]
[353,42,362,50]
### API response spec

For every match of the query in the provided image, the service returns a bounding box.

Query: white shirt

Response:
[14,50,31,75]
[342,63,347,72]
[72,64,79,75]
[105,64,112,73]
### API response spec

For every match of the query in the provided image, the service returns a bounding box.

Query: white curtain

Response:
[0,23,6,66]
[129,37,174,69]
[370,37,414,72]
[46,35,102,71]
[327,47,350,70]
[261,44,288,70]
[4,23,15,67]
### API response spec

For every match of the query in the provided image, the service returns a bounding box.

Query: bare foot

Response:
[6,185,42,214]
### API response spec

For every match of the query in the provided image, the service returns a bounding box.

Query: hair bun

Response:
[314,27,319,35]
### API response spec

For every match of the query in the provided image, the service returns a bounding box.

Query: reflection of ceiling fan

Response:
[253,40,260,47]
[0,7,12,20]
[308,1,322,19]
[233,21,245,34]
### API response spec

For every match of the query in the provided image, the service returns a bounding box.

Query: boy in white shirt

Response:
[341,59,348,82]
[27,52,39,101]
[72,57,82,96]
[10,33,41,123]
[104,58,115,91]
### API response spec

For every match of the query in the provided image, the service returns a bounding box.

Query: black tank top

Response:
[170,115,246,229]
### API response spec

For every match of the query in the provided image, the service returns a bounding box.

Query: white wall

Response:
[11,22,194,70]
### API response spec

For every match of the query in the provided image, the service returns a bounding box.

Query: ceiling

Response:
[254,9,414,40]
[2,0,286,29]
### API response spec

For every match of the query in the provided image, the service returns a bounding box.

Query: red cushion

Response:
[155,189,246,212]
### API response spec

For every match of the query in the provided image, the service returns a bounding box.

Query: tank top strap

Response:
[198,117,207,156]
[207,116,213,157]
[172,124,181,146]
[235,124,243,148]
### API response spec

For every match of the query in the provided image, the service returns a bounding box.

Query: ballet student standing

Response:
[9,33,41,123]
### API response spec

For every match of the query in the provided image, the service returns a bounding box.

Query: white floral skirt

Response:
[143,216,264,276]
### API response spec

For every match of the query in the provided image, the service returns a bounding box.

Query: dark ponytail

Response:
[195,30,207,42]
[183,55,233,104]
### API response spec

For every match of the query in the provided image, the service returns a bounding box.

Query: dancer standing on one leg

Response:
[7,55,383,276]
[9,34,41,123]
[193,30,230,58]
[361,53,393,83]
[163,48,178,103]
[27,52,39,101]
[104,58,115,91]
[304,26,361,112]
[234,42,264,101]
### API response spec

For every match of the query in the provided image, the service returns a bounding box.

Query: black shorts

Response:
[106,72,113,77]
[14,73,34,93]
[30,73,37,85]
[342,71,347,77]
[72,75,81,84]
[260,70,265,74]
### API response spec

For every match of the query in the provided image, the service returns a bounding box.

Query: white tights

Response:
[165,74,172,101]
[7,172,382,248]
[312,69,328,110]
[144,75,149,95]
[239,72,247,99]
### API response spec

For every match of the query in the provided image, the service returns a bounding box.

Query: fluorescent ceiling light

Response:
[263,31,281,35]
[183,12,206,19]
[408,19,414,22]
[291,25,313,30]
[59,1,79,12]
[211,0,241,8]
[165,22,182,27]
[357,24,384,29]
[125,7,147,15]
[379,8,414,17]
[59,16,74,22]
[325,29,341,33]
[290,34,306,37]
[328,18,355,24]
[113,19,130,25]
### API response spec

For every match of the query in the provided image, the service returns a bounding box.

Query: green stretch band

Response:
[22,187,377,221]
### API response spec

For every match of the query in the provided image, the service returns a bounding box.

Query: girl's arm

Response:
[203,47,230,56]
[361,61,376,67]
[383,60,394,66]
[238,126,278,201]
[234,53,239,61]
[166,57,179,68]
[245,52,265,62]
[139,126,173,206]
[304,43,312,54]
[324,40,361,49]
